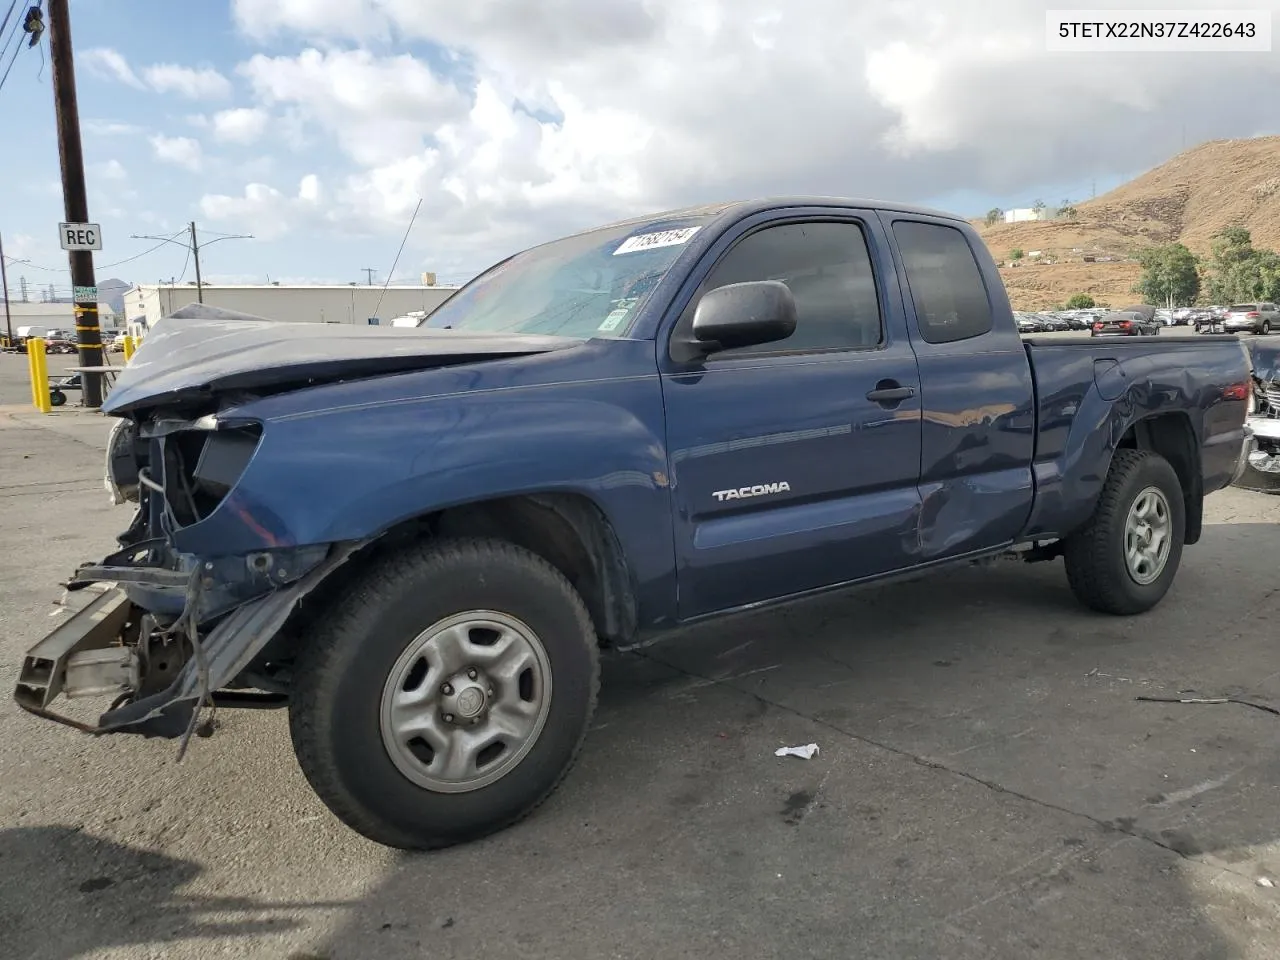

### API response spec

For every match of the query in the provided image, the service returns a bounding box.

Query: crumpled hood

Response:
[102,303,578,415]
[1248,338,1280,384]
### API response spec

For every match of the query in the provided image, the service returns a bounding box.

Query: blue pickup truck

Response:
[15,197,1254,850]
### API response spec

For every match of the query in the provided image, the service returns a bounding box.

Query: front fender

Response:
[169,366,676,626]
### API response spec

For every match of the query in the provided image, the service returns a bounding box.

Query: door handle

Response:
[866,383,915,403]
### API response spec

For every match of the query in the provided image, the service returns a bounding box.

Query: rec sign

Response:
[58,222,103,252]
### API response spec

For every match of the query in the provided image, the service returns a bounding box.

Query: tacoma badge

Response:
[712,481,792,502]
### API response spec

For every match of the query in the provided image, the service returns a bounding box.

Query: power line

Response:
[103,229,187,269]
[0,0,41,96]
[0,12,27,94]
[175,235,192,284]
[3,228,192,274]
[132,222,253,303]
[3,255,61,271]
[0,0,20,39]
[373,197,422,318]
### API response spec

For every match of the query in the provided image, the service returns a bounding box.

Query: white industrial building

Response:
[2,299,121,338]
[123,283,460,334]
[1003,207,1060,223]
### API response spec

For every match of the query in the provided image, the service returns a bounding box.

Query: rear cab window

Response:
[890,221,993,345]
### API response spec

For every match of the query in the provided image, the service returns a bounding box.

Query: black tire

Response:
[1063,449,1185,615]
[1263,321,1272,335]
[289,537,600,850]
[49,389,66,407]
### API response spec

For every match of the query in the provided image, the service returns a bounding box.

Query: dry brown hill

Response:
[971,135,1280,309]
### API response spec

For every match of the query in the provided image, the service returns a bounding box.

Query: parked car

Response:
[43,337,78,354]
[1092,305,1162,337]
[1014,313,1042,334]
[14,197,1253,851]
[1222,303,1278,335]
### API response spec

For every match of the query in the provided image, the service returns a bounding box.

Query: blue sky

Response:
[1,0,1274,297]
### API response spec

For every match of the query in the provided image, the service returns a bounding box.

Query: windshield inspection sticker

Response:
[598,308,630,332]
[613,226,701,256]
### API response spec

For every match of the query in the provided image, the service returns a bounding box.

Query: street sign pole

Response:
[48,0,103,407]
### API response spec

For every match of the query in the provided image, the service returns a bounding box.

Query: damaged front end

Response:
[14,407,361,748]
[1241,372,1280,492]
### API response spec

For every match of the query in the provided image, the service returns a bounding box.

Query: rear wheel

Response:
[289,537,600,850]
[1063,449,1185,615]
[1263,320,1272,335]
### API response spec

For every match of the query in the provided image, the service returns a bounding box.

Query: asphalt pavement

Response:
[2,349,1280,959]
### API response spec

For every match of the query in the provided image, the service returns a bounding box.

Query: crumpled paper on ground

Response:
[774,743,819,760]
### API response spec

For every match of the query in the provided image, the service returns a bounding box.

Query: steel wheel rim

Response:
[1124,486,1172,585]
[379,610,553,794]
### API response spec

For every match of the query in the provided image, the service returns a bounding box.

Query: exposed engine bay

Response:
[16,403,361,753]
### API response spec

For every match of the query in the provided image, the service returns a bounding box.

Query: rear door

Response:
[879,214,1037,559]
[659,210,924,619]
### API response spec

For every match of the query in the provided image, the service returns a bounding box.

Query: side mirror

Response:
[687,280,797,356]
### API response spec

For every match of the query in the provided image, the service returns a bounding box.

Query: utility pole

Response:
[0,233,12,347]
[132,223,252,307]
[189,221,203,302]
[362,267,376,285]
[48,0,104,405]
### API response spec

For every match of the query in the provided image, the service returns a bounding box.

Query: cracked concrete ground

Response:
[2,353,1280,959]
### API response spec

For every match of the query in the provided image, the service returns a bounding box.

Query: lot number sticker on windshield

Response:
[598,308,630,332]
[613,226,701,256]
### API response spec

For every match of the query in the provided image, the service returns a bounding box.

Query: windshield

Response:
[422,215,714,338]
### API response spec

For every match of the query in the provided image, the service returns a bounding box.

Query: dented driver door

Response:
[659,210,924,621]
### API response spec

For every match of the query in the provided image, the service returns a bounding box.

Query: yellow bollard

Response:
[27,339,38,407]
[28,338,51,413]
[122,335,136,360]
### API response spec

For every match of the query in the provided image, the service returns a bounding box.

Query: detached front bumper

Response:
[1243,416,1280,480]
[13,542,363,739]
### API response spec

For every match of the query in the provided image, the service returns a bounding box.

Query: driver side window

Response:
[679,220,883,359]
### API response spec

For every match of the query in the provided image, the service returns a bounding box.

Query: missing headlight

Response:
[192,429,261,498]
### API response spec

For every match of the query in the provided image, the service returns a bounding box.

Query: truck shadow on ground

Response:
[0,825,353,960]
[305,530,1280,959]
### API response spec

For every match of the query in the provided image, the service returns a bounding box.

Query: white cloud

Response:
[149,135,203,172]
[217,0,1280,277]
[83,119,145,136]
[211,107,270,144]
[143,63,233,99]
[298,173,320,202]
[90,160,128,181]
[200,174,326,240]
[81,48,144,88]
[239,48,467,166]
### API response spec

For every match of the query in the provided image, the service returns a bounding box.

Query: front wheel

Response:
[1262,320,1272,335]
[1063,449,1185,615]
[289,538,600,850]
